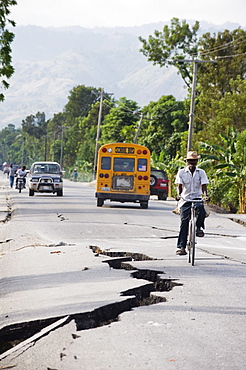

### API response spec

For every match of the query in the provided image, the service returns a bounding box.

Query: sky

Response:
[10,0,246,29]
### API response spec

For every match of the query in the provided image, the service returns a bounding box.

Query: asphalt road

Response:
[0,172,246,369]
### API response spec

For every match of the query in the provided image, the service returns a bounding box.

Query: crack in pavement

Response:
[0,247,181,359]
[3,241,76,252]
[198,247,246,265]
[122,222,243,239]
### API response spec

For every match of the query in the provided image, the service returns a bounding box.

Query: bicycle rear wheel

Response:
[187,220,192,263]
[191,217,196,266]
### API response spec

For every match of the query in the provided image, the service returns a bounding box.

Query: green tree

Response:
[197,28,246,98]
[62,85,114,168]
[47,112,66,163]
[100,97,140,143]
[21,112,48,163]
[77,99,113,165]
[0,123,21,163]
[194,78,246,146]
[140,22,246,147]
[22,112,47,139]
[139,18,200,88]
[64,85,99,121]
[0,0,17,101]
[139,95,188,157]
[214,78,246,132]
[194,28,246,137]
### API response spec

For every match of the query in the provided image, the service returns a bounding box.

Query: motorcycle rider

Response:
[16,166,27,188]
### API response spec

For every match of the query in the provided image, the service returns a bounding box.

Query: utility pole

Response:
[93,88,104,179]
[133,114,143,144]
[93,88,113,179]
[60,125,64,168]
[21,136,25,165]
[188,60,198,151]
[174,58,217,151]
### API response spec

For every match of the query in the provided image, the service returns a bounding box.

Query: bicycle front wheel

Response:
[191,217,196,266]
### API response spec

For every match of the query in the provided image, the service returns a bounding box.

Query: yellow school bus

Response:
[95,143,151,208]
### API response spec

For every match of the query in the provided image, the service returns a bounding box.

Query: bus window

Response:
[101,157,111,170]
[138,158,147,172]
[114,158,134,172]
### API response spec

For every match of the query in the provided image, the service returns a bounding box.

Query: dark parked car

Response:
[150,168,168,200]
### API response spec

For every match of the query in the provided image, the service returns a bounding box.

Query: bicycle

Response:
[186,198,204,266]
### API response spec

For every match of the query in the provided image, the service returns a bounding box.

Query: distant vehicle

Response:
[150,168,169,200]
[28,161,63,196]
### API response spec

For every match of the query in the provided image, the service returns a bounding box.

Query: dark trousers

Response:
[9,175,15,188]
[177,202,206,249]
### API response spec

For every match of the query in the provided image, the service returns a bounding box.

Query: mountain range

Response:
[0,20,242,129]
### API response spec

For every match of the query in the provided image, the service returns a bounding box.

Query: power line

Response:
[173,58,217,151]
[199,34,246,57]
[216,52,246,59]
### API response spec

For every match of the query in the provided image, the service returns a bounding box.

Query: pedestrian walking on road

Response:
[72,169,78,181]
[175,151,209,255]
[9,164,16,188]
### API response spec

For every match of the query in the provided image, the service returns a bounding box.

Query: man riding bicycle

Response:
[175,151,209,256]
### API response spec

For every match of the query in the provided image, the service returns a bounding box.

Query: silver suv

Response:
[28,162,63,196]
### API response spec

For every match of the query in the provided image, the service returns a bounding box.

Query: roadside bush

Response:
[209,178,239,212]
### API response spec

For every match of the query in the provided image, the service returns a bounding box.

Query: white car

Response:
[28,161,63,196]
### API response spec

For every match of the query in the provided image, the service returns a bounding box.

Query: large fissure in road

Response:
[0,245,181,359]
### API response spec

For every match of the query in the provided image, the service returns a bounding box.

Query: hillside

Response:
[0,21,241,128]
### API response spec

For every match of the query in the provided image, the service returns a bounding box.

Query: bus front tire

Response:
[97,198,104,207]
[140,201,148,209]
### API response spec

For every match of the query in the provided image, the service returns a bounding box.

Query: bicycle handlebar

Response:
[180,197,204,203]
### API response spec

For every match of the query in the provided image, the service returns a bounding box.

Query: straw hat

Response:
[185,151,201,160]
